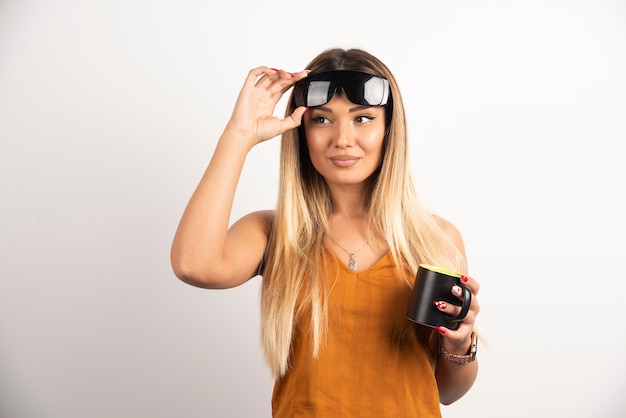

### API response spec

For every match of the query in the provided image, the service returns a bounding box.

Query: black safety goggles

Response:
[292,70,390,108]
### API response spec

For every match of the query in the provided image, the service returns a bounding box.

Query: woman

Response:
[171,48,480,417]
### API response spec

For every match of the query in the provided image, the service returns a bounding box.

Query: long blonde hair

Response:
[260,48,465,378]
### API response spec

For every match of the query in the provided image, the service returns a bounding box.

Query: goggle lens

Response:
[293,71,390,108]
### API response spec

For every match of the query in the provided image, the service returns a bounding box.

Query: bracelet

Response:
[440,332,478,364]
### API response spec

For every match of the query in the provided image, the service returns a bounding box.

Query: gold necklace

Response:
[328,235,367,271]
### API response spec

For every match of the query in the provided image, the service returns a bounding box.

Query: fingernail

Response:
[270,68,280,72]
[435,326,447,335]
[289,72,295,78]
[461,275,469,283]
[434,301,447,310]
[452,285,462,295]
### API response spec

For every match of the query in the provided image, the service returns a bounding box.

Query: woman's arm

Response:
[432,216,480,404]
[170,67,308,289]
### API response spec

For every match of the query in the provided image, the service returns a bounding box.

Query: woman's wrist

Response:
[439,333,478,364]
[221,124,259,151]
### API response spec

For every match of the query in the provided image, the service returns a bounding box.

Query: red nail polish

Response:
[434,301,447,310]
[435,326,447,335]
[461,275,469,283]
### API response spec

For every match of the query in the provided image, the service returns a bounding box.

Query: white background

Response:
[1,0,625,417]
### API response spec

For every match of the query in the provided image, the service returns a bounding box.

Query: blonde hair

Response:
[260,48,465,378]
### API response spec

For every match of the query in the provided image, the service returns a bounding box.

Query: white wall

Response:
[1,1,625,417]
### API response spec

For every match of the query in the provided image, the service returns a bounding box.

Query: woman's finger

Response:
[460,274,480,295]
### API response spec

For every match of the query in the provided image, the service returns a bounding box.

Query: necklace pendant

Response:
[348,254,357,271]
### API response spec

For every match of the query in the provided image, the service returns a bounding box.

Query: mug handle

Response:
[454,285,472,321]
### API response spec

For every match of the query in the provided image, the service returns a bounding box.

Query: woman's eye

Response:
[355,115,375,123]
[312,116,330,124]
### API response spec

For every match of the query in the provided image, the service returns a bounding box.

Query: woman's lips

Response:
[329,156,359,167]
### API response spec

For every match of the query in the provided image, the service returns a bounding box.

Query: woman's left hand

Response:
[434,274,480,353]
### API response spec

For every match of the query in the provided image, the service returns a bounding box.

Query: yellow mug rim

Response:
[418,264,462,278]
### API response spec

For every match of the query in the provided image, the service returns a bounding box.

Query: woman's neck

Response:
[327,184,370,218]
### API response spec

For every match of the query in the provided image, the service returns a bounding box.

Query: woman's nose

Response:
[333,121,353,148]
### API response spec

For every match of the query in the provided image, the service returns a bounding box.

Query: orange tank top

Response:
[271,250,441,418]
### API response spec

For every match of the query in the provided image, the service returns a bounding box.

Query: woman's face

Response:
[303,92,386,189]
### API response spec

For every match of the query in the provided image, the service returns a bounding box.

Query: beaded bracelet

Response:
[440,332,478,364]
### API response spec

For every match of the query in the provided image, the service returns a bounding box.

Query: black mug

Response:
[407,264,472,330]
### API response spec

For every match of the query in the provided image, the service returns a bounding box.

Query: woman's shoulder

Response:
[432,213,465,252]
[237,209,275,232]
[432,214,460,234]
[242,209,275,221]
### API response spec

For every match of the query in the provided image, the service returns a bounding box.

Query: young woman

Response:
[171,48,480,417]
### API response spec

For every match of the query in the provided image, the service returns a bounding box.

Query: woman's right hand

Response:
[225,66,309,147]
